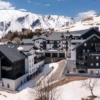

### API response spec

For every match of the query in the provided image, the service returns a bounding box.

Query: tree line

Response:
[1,30,41,41]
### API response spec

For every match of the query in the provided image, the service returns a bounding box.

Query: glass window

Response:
[84,43,87,46]
[90,63,93,66]
[96,56,99,60]
[91,43,93,46]
[87,49,89,52]
[83,49,85,52]
[2,82,4,87]
[30,65,31,68]
[7,84,10,88]
[83,56,86,60]
[96,71,99,75]
[96,63,99,66]
[91,56,94,60]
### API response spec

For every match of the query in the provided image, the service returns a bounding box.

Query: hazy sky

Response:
[0,0,100,17]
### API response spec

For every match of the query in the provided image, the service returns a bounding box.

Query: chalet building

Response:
[0,44,28,91]
[68,27,100,76]
[71,34,100,75]
[0,44,44,91]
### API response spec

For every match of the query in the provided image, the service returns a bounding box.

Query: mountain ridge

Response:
[0,10,94,38]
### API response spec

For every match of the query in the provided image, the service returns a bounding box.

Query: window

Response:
[30,59,31,63]
[81,37,83,39]
[2,82,4,87]
[91,56,94,60]
[7,84,10,88]
[84,43,87,46]
[96,71,99,75]
[96,56,99,60]
[30,65,31,68]
[96,63,99,66]
[90,63,93,66]
[87,49,89,52]
[83,56,86,60]
[91,43,94,46]
[83,49,85,52]
[30,70,31,73]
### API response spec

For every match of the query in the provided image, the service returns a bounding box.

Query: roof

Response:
[18,45,34,52]
[67,29,89,35]
[32,35,47,41]
[78,28,100,39]
[73,34,100,50]
[0,44,26,63]
[32,29,90,41]
[22,39,33,44]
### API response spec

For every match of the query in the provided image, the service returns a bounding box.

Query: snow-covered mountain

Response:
[55,14,100,32]
[0,10,94,38]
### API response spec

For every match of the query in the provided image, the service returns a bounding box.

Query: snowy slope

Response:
[55,15,100,32]
[0,79,100,100]
[0,10,94,38]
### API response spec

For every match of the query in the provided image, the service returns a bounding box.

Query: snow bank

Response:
[1,78,100,100]
[18,62,58,91]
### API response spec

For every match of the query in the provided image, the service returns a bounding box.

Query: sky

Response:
[0,0,100,17]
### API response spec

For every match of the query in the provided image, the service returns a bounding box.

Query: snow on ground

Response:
[18,62,58,91]
[1,78,100,100]
[54,79,100,100]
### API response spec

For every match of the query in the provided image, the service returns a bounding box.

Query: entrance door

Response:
[90,70,93,75]
[73,68,76,73]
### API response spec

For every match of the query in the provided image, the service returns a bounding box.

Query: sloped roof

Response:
[77,28,100,39]
[0,44,26,63]
[32,35,47,41]
[32,29,90,41]
[22,39,33,44]
[18,45,34,52]
[73,34,100,50]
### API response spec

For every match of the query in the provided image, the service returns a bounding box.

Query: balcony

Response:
[76,64,87,69]
[83,52,88,56]
[34,56,45,64]
[53,42,59,44]
[95,46,100,51]
[2,66,13,71]
[53,45,60,49]
[41,41,46,44]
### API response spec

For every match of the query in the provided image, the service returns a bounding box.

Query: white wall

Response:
[34,39,44,48]
[28,55,34,75]
[67,60,77,73]
[71,51,76,60]
[0,73,28,91]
